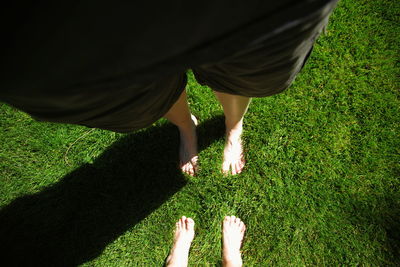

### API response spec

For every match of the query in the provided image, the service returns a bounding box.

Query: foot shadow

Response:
[0,116,225,267]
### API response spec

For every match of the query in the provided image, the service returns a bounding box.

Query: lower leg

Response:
[164,90,194,132]
[164,90,198,176]
[213,91,251,175]
[214,91,251,132]
[166,216,195,267]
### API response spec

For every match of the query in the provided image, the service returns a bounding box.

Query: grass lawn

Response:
[1,0,399,265]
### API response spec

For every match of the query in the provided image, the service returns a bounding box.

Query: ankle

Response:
[166,257,188,267]
[225,120,243,131]
[222,256,243,267]
[178,121,196,134]
[166,247,190,267]
[225,119,243,134]
[225,127,243,143]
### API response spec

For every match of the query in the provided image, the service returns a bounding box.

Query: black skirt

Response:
[0,0,338,132]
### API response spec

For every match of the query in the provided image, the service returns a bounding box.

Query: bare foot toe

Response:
[222,215,246,267]
[166,216,195,267]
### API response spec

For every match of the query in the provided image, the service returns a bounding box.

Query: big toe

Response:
[185,218,195,231]
[232,162,241,175]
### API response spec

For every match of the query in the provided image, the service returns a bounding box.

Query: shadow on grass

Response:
[347,192,400,264]
[0,116,225,267]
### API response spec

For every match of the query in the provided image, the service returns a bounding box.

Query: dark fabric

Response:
[0,0,338,132]
[4,73,187,133]
[192,1,334,97]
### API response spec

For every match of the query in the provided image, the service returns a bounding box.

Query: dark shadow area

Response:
[0,116,225,267]
[346,192,400,265]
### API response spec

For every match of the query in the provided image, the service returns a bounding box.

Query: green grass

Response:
[1,0,399,265]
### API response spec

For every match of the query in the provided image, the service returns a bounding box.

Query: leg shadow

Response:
[0,116,225,267]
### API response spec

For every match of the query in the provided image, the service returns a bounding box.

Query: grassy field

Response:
[1,0,399,266]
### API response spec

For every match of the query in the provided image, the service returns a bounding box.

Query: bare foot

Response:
[166,216,195,267]
[179,114,199,176]
[222,216,246,267]
[222,126,245,175]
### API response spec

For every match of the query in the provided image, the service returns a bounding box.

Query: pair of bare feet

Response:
[179,115,245,176]
[166,216,246,267]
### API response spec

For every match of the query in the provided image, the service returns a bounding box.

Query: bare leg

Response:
[214,91,251,175]
[164,90,198,176]
[222,216,246,267]
[166,216,195,267]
